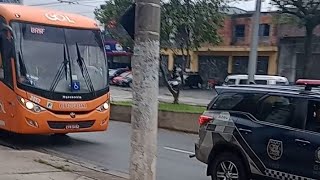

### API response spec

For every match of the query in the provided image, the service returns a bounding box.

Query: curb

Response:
[0,135,129,179]
[34,148,129,179]
[0,133,22,150]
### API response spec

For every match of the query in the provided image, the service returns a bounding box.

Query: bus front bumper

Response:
[13,106,110,134]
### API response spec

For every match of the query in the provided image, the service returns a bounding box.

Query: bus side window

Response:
[0,16,5,80]
[0,43,3,79]
[0,16,14,88]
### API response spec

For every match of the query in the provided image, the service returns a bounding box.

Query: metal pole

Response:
[129,0,161,179]
[247,0,262,84]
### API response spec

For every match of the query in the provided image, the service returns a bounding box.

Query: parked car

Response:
[223,74,289,86]
[112,71,132,86]
[168,74,203,90]
[184,74,203,89]
[109,69,117,80]
[119,73,133,87]
[194,79,320,180]
[109,68,129,83]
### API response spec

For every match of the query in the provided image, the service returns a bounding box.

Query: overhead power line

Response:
[30,0,105,6]
[30,2,62,6]
[75,0,106,2]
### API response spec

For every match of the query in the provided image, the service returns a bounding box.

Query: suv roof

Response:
[215,85,320,98]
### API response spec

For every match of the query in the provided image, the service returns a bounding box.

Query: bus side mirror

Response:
[0,23,14,41]
[0,23,14,39]
[0,24,15,58]
[120,3,136,40]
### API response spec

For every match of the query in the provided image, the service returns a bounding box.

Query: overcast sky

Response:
[23,0,276,23]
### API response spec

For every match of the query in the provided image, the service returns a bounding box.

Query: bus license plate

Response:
[65,124,80,129]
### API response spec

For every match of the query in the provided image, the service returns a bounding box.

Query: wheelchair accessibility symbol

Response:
[72,81,80,91]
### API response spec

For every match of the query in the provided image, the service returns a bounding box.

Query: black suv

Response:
[195,81,320,180]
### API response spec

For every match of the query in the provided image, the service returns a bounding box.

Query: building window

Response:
[174,55,189,70]
[259,24,270,37]
[108,56,131,69]
[235,25,245,38]
[257,56,269,75]
[198,55,228,85]
[232,56,248,74]
[232,56,269,75]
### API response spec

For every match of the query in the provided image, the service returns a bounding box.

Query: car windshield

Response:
[225,79,236,85]
[11,22,108,94]
[109,69,117,76]
[127,74,133,79]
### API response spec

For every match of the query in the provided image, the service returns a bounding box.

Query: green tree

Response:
[94,0,132,24]
[161,0,223,68]
[95,0,224,103]
[94,0,133,47]
[160,0,224,103]
[272,0,320,78]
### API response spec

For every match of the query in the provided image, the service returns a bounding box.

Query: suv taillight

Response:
[198,115,213,126]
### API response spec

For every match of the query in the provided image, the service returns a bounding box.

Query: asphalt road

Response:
[0,121,210,180]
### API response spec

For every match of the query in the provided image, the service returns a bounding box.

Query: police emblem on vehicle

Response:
[267,139,283,160]
[315,147,320,163]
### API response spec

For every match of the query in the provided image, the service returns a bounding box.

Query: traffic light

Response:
[120,3,135,40]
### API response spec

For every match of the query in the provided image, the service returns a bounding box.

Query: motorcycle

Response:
[168,76,182,91]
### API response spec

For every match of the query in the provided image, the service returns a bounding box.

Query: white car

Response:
[224,74,289,86]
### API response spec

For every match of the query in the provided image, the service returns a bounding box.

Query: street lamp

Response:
[247,0,262,84]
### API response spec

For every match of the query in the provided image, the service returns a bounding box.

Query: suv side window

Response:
[210,93,264,115]
[255,80,268,85]
[211,93,243,110]
[239,79,247,84]
[257,95,297,126]
[305,100,320,133]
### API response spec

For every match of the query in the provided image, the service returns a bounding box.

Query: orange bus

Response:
[0,4,110,134]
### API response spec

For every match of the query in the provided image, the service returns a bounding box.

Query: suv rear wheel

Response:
[210,152,247,180]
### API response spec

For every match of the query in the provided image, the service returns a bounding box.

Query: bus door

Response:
[0,20,16,131]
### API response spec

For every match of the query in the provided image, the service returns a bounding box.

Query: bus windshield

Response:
[11,22,108,95]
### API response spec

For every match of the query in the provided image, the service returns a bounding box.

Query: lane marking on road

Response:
[164,146,194,155]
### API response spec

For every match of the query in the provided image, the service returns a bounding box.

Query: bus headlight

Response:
[103,102,109,110]
[97,101,110,112]
[26,102,34,110]
[18,96,46,113]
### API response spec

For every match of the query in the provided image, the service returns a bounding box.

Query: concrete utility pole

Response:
[129,0,161,179]
[247,0,262,84]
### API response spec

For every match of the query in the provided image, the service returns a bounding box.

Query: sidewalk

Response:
[110,86,214,106]
[0,146,128,180]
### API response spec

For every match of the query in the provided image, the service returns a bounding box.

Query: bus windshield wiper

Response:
[18,51,34,86]
[75,43,95,93]
[49,45,72,92]
[18,51,27,77]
